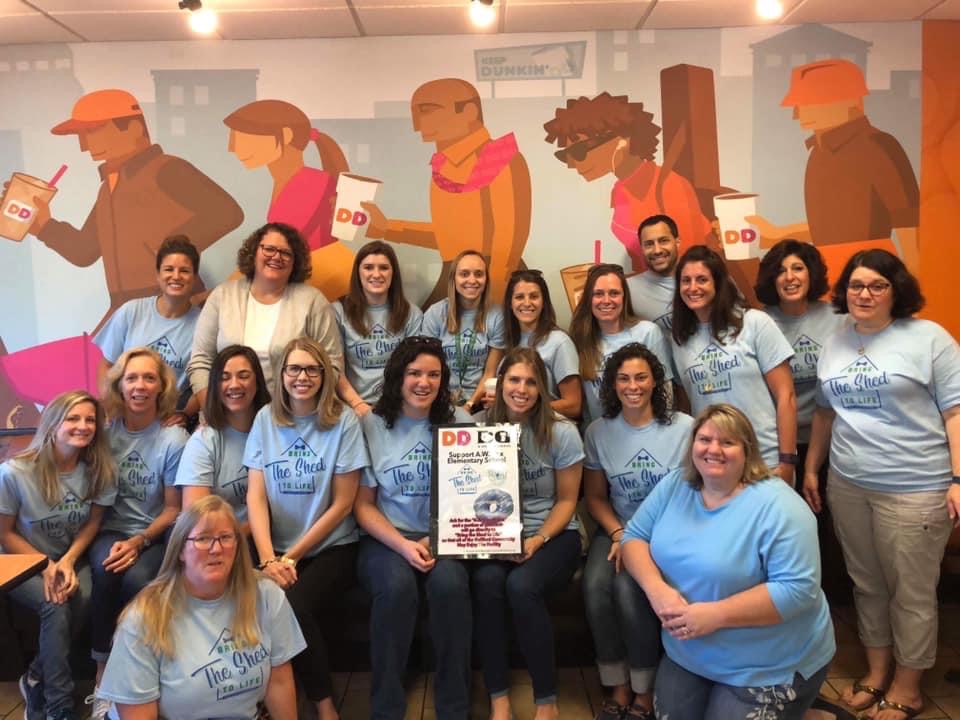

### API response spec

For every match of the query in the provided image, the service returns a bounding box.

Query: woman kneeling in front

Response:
[622,403,834,720]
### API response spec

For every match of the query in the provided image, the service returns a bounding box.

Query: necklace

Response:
[853,319,893,355]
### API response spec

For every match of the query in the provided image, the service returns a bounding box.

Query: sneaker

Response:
[624,703,655,720]
[83,693,111,720]
[594,699,625,720]
[19,672,44,720]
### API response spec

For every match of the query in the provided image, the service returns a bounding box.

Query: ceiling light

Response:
[756,0,784,20]
[469,0,496,28]
[178,0,218,34]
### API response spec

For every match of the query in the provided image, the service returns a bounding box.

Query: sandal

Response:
[843,680,886,711]
[876,696,922,719]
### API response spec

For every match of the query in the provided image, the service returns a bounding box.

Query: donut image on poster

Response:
[474,488,515,524]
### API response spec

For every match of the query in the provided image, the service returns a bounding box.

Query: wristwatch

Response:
[138,532,151,549]
[538,533,551,545]
[778,452,799,465]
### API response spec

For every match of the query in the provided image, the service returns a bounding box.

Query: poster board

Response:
[431,423,523,558]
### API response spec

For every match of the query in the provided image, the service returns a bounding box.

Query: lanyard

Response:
[454,325,479,391]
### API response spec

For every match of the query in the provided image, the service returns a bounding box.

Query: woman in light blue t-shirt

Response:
[246,336,367,720]
[474,347,584,720]
[99,495,304,720]
[0,391,116,720]
[176,345,271,529]
[582,343,693,720]
[88,347,188,716]
[502,269,581,419]
[334,240,423,416]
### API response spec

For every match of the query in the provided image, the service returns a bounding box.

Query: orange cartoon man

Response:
[363,78,531,305]
[23,89,244,332]
[750,60,919,275]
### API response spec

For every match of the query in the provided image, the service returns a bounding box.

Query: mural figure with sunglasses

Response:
[361,78,532,306]
[545,92,713,274]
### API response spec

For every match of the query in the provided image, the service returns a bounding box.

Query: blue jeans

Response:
[583,531,660,693]
[88,530,165,661]
[472,529,581,705]
[654,655,829,720]
[357,537,472,720]
[8,565,92,718]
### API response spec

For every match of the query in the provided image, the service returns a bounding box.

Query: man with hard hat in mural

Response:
[20,88,244,332]
[361,77,531,306]
[749,59,919,275]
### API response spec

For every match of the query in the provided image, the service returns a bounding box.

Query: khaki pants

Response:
[827,470,952,668]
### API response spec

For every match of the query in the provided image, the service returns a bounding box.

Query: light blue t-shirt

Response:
[624,469,835,687]
[627,271,675,333]
[520,329,579,401]
[333,301,424,403]
[243,406,369,556]
[422,300,506,402]
[99,577,306,720]
[763,302,845,443]
[360,407,471,538]
[102,420,188,537]
[175,426,250,522]
[95,296,200,393]
[0,460,117,559]
[582,322,674,426]
[584,412,694,525]
[671,309,793,466]
[816,317,960,492]
[518,418,584,536]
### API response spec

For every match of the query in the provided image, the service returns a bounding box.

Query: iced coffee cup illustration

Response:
[0,167,65,242]
[713,193,761,261]
[333,173,382,244]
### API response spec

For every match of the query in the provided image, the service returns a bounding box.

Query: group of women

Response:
[0,217,957,720]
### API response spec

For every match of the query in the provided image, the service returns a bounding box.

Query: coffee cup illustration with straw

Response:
[0,164,67,242]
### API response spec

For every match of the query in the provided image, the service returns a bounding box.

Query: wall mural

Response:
[0,21,935,418]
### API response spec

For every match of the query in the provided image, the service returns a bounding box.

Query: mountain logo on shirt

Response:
[626,448,662,471]
[282,437,317,459]
[789,335,821,383]
[611,449,667,500]
[370,323,388,337]
[824,355,889,410]
[118,451,155,501]
[403,441,431,463]
[148,335,183,370]
[686,343,740,395]
[191,628,267,701]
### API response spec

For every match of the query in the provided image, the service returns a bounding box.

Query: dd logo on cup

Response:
[724,227,756,245]
[4,201,34,222]
[335,207,368,227]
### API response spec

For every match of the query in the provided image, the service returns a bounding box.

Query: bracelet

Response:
[610,526,625,539]
[259,557,280,570]
[952,476,960,485]
[351,400,366,409]
[279,556,297,566]
[538,533,551,545]
[137,532,151,549]
[778,452,799,465]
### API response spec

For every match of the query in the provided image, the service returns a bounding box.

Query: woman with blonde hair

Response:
[622,404,834,719]
[422,249,506,411]
[225,99,354,300]
[245,336,368,720]
[0,390,116,720]
[87,347,189,718]
[98,495,305,720]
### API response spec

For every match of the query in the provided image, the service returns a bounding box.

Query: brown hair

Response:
[224,99,348,178]
[236,222,311,284]
[445,250,491,335]
[340,241,413,336]
[488,347,556,452]
[568,264,638,381]
[156,235,200,274]
[204,345,271,431]
[544,92,659,160]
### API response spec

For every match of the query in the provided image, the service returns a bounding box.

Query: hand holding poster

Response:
[431,423,523,558]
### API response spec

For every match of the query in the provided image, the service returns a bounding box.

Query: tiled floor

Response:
[4,605,960,719]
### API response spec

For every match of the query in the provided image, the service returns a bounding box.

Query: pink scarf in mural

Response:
[431,133,518,193]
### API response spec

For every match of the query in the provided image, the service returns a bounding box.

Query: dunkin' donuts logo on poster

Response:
[4,200,35,222]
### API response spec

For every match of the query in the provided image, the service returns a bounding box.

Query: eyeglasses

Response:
[847,281,891,297]
[554,133,617,163]
[260,244,294,262]
[283,364,323,378]
[186,533,237,551]
[402,336,443,350]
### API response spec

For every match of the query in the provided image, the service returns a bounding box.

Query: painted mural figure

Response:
[363,78,532,305]
[749,59,920,275]
[23,89,244,333]
[544,92,713,273]
[224,99,356,302]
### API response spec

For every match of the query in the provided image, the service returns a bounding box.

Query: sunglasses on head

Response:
[402,336,443,350]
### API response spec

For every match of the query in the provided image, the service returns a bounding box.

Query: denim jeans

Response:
[472,529,581,704]
[583,531,660,692]
[357,536,472,720]
[8,565,92,718]
[88,530,165,661]
[653,655,828,720]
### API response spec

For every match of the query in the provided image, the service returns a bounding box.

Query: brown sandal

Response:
[876,696,922,719]
[843,681,885,711]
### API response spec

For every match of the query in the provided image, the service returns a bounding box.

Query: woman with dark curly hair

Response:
[334,241,423,416]
[582,343,693,720]
[188,222,343,407]
[544,92,712,272]
[804,250,960,719]
[354,336,472,719]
